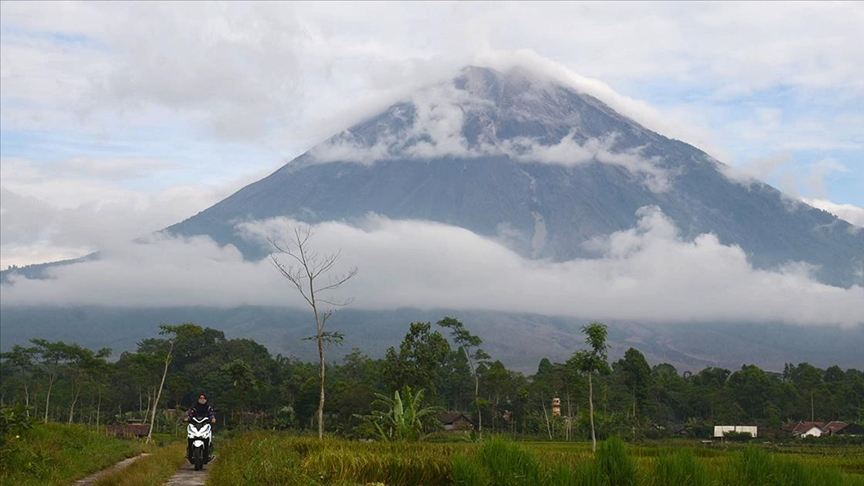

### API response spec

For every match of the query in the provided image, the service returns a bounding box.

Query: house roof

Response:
[836,423,864,435]
[439,412,473,425]
[822,421,848,435]
[791,421,825,435]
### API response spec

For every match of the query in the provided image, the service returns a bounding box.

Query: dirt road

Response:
[73,453,150,486]
[163,459,213,486]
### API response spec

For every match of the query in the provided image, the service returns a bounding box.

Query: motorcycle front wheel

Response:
[193,447,204,471]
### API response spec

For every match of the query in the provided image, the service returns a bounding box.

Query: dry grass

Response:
[93,442,186,486]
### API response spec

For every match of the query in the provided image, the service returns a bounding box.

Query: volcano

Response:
[167,66,862,288]
[3,65,862,371]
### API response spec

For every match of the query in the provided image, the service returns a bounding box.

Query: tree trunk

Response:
[96,388,102,433]
[473,366,482,440]
[147,341,173,443]
[589,373,597,453]
[68,384,81,425]
[541,398,553,440]
[314,304,325,440]
[566,391,572,442]
[810,391,815,422]
[44,376,55,423]
[24,381,30,418]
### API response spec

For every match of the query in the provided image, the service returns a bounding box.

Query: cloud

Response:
[2,1,862,269]
[309,72,673,192]
[802,198,864,228]
[4,210,862,328]
[501,134,673,193]
[0,156,268,268]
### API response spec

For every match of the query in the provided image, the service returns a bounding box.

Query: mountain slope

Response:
[167,66,863,287]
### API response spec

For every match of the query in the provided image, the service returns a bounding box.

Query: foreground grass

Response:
[0,422,145,486]
[93,442,186,486]
[208,433,864,486]
[208,432,458,485]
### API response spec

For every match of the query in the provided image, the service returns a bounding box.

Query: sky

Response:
[1,2,863,326]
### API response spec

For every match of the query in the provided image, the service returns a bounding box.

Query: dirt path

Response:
[73,453,150,486]
[163,459,213,486]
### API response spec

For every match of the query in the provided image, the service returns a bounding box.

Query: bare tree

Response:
[146,323,202,443]
[269,225,358,440]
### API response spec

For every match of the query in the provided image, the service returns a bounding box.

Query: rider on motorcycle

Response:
[184,393,216,458]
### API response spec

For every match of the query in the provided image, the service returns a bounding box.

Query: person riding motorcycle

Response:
[184,393,216,459]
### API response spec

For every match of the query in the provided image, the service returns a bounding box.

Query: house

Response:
[821,421,848,436]
[834,423,864,436]
[713,425,757,438]
[107,419,149,437]
[439,412,474,433]
[788,421,825,438]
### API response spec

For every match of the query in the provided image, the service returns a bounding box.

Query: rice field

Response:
[206,433,864,486]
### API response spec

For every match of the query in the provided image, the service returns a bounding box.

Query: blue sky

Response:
[1,1,863,268]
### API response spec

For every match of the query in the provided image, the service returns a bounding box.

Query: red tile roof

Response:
[822,421,848,435]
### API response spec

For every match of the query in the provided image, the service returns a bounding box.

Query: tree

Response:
[269,225,358,439]
[726,364,770,420]
[146,323,203,443]
[568,322,609,453]
[30,339,70,423]
[788,363,824,421]
[63,344,111,425]
[0,345,38,416]
[438,317,490,439]
[382,322,452,402]
[616,347,652,420]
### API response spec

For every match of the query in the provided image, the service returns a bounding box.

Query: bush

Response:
[0,404,33,449]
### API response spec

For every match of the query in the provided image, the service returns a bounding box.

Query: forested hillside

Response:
[2,319,861,440]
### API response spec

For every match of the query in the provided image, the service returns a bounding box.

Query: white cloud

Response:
[2,1,862,269]
[309,73,673,192]
[501,134,673,193]
[4,210,862,328]
[0,156,270,269]
[802,198,864,228]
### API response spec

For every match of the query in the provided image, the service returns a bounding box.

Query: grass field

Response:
[206,433,864,486]
[93,442,187,486]
[0,422,146,486]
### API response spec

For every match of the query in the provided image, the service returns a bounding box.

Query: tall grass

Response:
[595,436,637,486]
[93,442,186,486]
[450,453,492,486]
[207,432,863,486]
[208,433,455,485]
[0,422,144,486]
[649,450,710,486]
[720,446,848,486]
[205,432,315,486]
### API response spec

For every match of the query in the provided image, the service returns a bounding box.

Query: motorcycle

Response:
[186,416,213,471]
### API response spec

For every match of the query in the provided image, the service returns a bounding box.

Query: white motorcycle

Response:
[186,416,213,471]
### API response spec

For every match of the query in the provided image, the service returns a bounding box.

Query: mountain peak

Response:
[167,64,863,289]
[309,63,652,169]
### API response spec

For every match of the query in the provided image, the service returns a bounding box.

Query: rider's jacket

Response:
[187,405,215,422]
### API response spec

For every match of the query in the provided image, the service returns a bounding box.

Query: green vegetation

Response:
[207,432,455,485]
[2,317,863,482]
[355,386,443,441]
[207,433,864,486]
[93,442,186,486]
[0,421,144,486]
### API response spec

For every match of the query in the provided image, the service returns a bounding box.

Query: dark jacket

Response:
[187,404,215,421]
